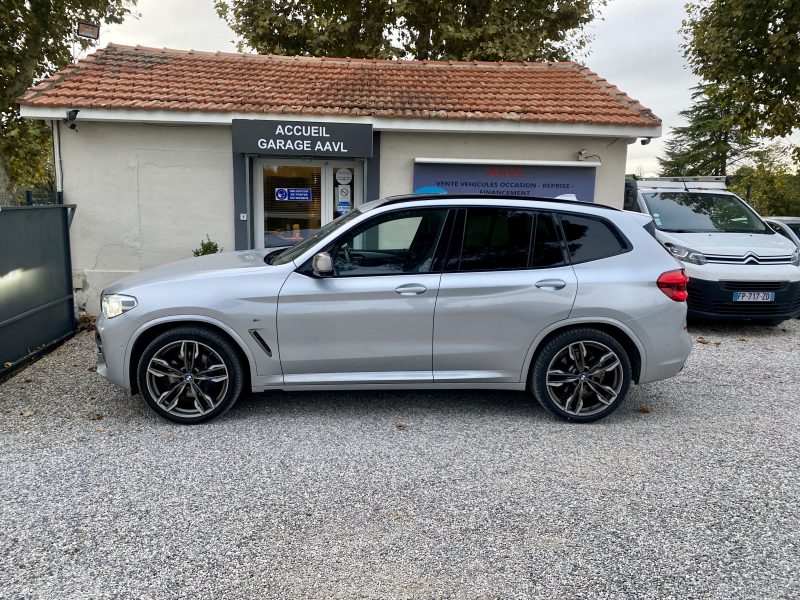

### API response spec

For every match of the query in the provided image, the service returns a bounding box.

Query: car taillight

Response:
[657,269,689,302]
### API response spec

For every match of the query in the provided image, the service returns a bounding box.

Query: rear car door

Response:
[433,208,577,383]
[277,207,449,384]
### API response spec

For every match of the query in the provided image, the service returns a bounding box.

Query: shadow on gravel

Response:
[221,387,658,426]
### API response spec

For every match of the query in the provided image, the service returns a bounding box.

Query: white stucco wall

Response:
[58,122,233,314]
[378,132,630,208]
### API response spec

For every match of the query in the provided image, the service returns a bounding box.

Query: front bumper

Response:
[95,312,141,391]
[687,278,800,321]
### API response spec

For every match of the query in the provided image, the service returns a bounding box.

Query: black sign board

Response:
[232,119,373,157]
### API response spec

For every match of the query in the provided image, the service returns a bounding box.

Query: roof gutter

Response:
[19,105,662,139]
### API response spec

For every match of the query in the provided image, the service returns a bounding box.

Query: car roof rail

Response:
[625,174,730,191]
[374,193,621,211]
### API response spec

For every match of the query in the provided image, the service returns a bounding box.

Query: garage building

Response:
[19,44,661,314]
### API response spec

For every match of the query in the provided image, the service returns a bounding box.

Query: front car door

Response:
[277,207,450,385]
[433,208,578,383]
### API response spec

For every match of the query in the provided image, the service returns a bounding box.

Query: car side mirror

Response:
[312,252,334,277]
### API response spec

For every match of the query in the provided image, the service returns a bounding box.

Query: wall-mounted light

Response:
[76,21,100,40]
[577,148,601,163]
[64,109,79,130]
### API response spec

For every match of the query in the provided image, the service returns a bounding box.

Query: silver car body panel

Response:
[277,271,441,384]
[433,266,578,383]
[96,197,692,395]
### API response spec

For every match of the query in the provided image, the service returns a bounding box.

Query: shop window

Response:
[330,209,447,276]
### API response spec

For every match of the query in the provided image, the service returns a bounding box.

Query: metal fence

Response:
[0,204,77,376]
[0,189,61,207]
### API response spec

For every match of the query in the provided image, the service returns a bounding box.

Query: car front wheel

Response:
[137,326,244,424]
[530,328,631,422]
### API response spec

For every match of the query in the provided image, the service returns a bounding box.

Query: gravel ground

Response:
[1,320,799,599]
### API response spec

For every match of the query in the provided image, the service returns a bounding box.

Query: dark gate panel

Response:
[0,205,77,374]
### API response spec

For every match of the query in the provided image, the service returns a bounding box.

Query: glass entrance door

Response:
[262,164,322,247]
[254,159,363,249]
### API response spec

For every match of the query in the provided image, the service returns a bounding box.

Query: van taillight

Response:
[657,269,689,302]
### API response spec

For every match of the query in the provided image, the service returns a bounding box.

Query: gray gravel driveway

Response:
[1,320,799,599]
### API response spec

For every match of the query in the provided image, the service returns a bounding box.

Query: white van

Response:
[624,176,800,324]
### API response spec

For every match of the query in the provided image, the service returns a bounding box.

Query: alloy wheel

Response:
[145,340,229,419]
[545,340,624,417]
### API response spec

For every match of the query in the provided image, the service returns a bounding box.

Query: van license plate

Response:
[732,291,775,302]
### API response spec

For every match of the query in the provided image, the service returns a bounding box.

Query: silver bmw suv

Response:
[96,195,692,424]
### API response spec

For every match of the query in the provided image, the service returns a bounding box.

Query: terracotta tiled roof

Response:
[19,43,660,127]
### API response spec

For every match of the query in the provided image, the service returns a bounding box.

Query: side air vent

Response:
[249,330,273,357]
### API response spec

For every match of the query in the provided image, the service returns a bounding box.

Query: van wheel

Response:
[530,328,631,423]
[137,327,244,424]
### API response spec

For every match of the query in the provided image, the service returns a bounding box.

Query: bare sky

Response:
[98,0,699,176]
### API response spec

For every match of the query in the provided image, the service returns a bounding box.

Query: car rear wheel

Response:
[137,327,244,424]
[530,328,631,422]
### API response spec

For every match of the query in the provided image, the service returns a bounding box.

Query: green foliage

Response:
[215,0,606,61]
[683,0,800,139]
[215,0,396,58]
[658,86,758,177]
[729,144,800,217]
[0,0,136,193]
[193,235,223,257]
[396,0,605,61]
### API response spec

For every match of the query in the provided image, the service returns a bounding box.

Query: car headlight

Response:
[791,248,800,267]
[101,293,137,319]
[663,243,707,265]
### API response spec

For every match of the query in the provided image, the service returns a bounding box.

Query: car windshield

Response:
[268,209,363,265]
[642,192,769,234]
[789,223,800,238]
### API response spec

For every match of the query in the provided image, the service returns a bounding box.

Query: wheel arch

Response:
[522,318,645,387]
[125,317,255,395]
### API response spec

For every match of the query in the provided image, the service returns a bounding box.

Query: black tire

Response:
[137,326,245,424]
[530,327,632,423]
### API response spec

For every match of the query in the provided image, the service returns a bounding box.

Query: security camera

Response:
[577,148,587,161]
[640,137,651,146]
[65,109,79,130]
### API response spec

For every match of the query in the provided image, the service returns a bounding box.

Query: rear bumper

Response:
[687,278,800,321]
[625,302,692,384]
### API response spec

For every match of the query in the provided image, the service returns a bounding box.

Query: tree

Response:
[0,1,136,198]
[683,0,800,139]
[215,0,606,62]
[658,86,758,177]
[729,144,800,216]
[215,0,396,59]
[396,0,605,61]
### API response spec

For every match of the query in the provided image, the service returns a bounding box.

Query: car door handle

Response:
[535,279,567,290]
[395,283,427,295]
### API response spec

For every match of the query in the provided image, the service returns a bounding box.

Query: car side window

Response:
[559,214,629,264]
[769,222,791,239]
[458,208,534,271]
[329,208,448,276]
[531,212,566,268]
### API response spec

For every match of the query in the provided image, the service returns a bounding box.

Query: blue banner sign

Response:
[275,187,313,202]
[413,163,596,202]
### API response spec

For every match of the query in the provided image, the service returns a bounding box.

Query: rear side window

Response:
[560,214,628,263]
[458,208,533,271]
[531,213,565,268]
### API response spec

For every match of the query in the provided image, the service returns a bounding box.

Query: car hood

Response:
[104,249,284,293]
[657,231,797,256]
